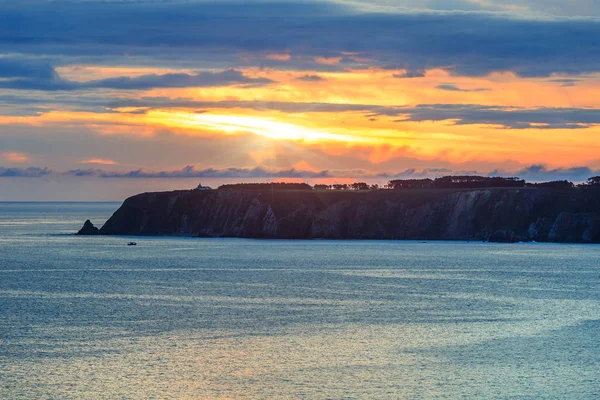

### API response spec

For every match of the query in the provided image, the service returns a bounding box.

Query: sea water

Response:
[1,202,599,399]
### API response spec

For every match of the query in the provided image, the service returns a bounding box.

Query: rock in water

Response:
[77,219,100,235]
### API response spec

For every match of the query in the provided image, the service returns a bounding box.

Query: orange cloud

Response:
[82,158,118,165]
[146,67,600,111]
[292,160,320,171]
[5,103,600,170]
[1,152,30,163]
[314,56,343,65]
[266,53,291,61]
[4,64,600,173]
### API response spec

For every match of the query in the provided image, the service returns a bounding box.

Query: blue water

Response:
[1,202,600,399]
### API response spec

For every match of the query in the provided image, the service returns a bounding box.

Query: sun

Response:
[144,110,366,143]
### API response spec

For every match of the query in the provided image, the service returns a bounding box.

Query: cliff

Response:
[80,187,600,243]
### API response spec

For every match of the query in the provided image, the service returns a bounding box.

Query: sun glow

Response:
[147,111,368,143]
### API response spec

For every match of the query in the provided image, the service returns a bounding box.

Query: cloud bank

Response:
[2,164,599,183]
[0,167,52,178]
[2,1,600,77]
[106,99,600,130]
[0,65,274,91]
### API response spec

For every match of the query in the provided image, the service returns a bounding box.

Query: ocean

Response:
[1,202,599,399]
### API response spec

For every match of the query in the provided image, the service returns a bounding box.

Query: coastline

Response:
[77,187,600,243]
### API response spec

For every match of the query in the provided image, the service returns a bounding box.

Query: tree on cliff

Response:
[433,176,525,189]
[218,182,312,191]
[388,179,434,189]
[351,182,370,190]
[588,176,600,186]
[527,180,574,188]
[314,184,331,190]
[388,176,527,189]
[332,184,349,190]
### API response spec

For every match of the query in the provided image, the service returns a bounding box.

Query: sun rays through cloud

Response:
[146,111,370,144]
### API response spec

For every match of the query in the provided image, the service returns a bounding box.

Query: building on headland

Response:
[195,183,212,191]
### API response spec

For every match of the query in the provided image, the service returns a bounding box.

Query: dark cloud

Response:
[4,163,600,183]
[0,166,52,177]
[67,169,101,177]
[81,165,332,179]
[394,104,600,129]
[0,92,119,115]
[0,165,477,180]
[0,104,46,116]
[549,78,581,87]
[393,70,426,78]
[0,58,57,80]
[0,165,460,180]
[296,74,326,82]
[0,68,274,91]
[87,69,274,90]
[0,78,74,91]
[2,1,600,77]
[375,167,454,179]
[514,165,600,182]
[436,84,491,92]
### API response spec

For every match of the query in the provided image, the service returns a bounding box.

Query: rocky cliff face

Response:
[81,188,600,243]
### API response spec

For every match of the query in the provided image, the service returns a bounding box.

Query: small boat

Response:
[127,242,137,246]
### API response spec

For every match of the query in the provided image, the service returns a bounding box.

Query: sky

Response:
[1,0,600,200]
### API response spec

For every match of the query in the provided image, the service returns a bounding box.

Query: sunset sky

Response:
[2,0,600,200]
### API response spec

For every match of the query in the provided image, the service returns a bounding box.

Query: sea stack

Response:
[77,219,100,235]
